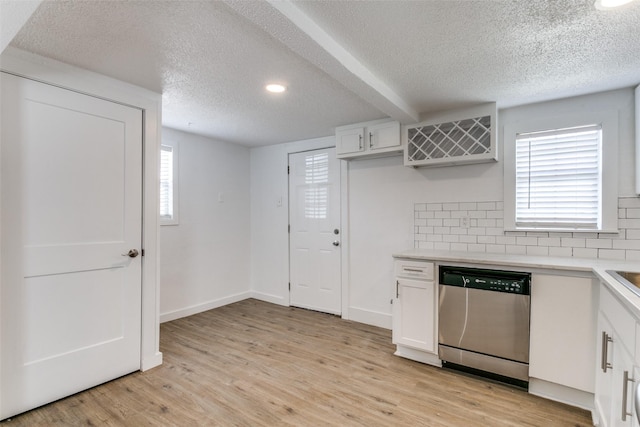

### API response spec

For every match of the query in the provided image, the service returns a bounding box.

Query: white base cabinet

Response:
[393,277,435,352]
[389,254,640,420]
[595,284,639,427]
[529,274,597,396]
[392,259,439,366]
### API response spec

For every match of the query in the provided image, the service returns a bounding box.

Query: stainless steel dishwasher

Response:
[438,266,531,387]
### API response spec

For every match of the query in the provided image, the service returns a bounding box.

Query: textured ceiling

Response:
[8,0,640,147]
[295,0,640,115]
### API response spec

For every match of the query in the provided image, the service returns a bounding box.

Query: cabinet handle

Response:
[369,132,374,149]
[403,268,424,273]
[601,331,613,373]
[622,370,635,421]
[396,280,399,298]
[358,134,363,150]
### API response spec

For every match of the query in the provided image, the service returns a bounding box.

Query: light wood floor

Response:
[2,299,592,426]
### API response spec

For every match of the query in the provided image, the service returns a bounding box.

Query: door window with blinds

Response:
[504,108,619,233]
[304,152,329,219]
[160,142,179,225]
[515,125,602,229]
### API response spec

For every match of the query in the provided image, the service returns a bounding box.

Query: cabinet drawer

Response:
[395,259,434,280]
[601,285,636,353]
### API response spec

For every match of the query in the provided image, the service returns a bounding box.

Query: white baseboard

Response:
[160,293,393,333]
[160,291,251,323]
[347,306,391,329]
[250,291,288,306]
[528,378,594,412]
[394,345,442,367]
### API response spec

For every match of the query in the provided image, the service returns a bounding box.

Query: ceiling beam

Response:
[224,0,419,124]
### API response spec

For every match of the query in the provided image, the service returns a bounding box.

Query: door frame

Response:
[287,147,349,317]
[0,48,163,409]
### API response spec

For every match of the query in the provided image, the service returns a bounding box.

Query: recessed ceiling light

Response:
[266,84,287,93]
[595,0,635,9]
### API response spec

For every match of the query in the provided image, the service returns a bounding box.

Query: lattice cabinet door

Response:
[404,103,497,167]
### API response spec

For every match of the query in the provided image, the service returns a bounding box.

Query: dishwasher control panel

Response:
[439,266,531,295]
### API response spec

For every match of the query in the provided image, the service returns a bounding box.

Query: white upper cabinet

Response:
[335,126,365,156]
[404,102,497,167]
[336,119,401,159]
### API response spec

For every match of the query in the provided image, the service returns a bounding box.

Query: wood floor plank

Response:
[2,299,593,426]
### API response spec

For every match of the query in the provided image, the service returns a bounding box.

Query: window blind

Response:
[304,152,329,219]
[160,145,174,220]
[515,124,602,229]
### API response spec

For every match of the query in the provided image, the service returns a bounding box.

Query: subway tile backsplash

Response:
[414,197,640,262]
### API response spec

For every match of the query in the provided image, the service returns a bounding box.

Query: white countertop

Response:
[393,248,640,316]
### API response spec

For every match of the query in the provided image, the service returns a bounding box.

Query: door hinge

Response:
[288,282,291,291]
[287,165,290,174]
[141,249,145,257]
[288,224,290,233]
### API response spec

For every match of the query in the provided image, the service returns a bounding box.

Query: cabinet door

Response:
[612,342,635,426]
[368,121,400,151]
[336,127,364,156]
[632,366,640,427]
[392,278,436,353]
[596,314,615,427]
[529,274,596,392]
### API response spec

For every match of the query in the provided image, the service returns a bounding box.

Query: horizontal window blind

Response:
[515,124,601,229]
[304,152,329,219]
[160,145,174,220]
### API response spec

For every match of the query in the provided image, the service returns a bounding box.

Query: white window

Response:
[515,125,601,229]
[160,142,179,225]
[504,110,618,232]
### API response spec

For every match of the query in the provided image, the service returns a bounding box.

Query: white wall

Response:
[160,127,251,322]
[249,134,504,328]
[347,148,504,327]
[501,88,636,198]
[249,87,637,330]
[412,89,638,260]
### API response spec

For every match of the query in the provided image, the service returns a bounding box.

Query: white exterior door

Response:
[289,148,341,314]
[0,73,143,419]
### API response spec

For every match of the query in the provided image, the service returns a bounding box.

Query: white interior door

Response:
[289,148,341,314]
[0,73,143,419]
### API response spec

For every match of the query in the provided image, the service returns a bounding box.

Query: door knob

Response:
[122,249,139,258]
[332,241,340,247]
